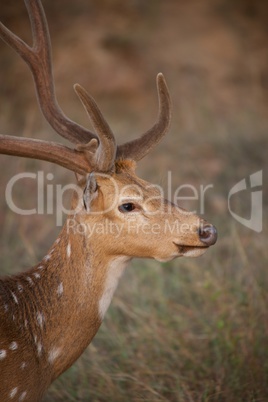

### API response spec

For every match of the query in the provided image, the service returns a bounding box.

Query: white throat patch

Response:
[98,257,129,320]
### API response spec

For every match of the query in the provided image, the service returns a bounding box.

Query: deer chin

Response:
[154,245,208,262]
[182,247,208,258]
[179,246,208,258]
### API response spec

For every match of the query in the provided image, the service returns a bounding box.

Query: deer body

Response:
[0,227,127,401]
[0,1,217,400]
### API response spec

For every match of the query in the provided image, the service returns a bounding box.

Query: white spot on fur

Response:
[98,257,129,320]
[43,254,51,262]
[11,292,18,304]
[37,265,44,271]
[9,342,18,351]
[0,349,7,360]
[9,387,18,398]
[19,391,27,401]
[37,342,42,356]
[26,277,33,286]
[57,283,64,297]
[33,272,41,279]
[48,347,61,364]
[24,320,28,328]
[67,242,71,258]
[17,283,23,292]
[20,362,27,369]
[36,312,45,329]
[4,304,8,312]
[55,238,60,244]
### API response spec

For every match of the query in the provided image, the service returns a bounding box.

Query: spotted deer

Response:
[0,0,217,401]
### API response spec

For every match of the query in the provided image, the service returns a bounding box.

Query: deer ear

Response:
[75,172,87,186]
[83,173,98,211]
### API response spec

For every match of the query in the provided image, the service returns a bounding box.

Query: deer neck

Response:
[3,219,130,381]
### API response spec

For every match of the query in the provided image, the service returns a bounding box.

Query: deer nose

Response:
[199,224,217,246]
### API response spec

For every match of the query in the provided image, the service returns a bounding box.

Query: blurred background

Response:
[0,0,268,401]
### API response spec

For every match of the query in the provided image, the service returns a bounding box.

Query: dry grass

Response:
[1,0,268,401]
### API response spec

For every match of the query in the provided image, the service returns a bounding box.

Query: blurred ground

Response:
[0,0,268,401]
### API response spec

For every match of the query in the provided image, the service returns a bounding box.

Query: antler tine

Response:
[0,135,91,175]
[74,84,116,172]
[0,0,95,145]
[116,73,171,161]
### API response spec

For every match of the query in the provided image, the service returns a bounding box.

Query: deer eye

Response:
[118,203,136,213]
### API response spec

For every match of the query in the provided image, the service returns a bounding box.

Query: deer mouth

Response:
[175,244,208,258]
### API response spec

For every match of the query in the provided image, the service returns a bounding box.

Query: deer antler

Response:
[0,135,91,175]
[74,84,116,172]
[0,0,116,173]
[0,0,171,174]
[116,73,171,161]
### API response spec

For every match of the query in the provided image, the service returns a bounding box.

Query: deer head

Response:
[69,158,216,264]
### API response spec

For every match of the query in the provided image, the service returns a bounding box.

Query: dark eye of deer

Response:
[118,203,136,213]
